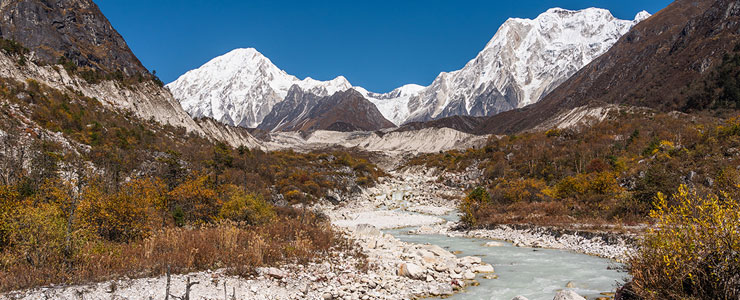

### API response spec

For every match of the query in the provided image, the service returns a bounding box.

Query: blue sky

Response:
[96,0,673,93]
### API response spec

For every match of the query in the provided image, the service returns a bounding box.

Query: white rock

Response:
[553,290,587,300]
[463,270,476,280]
[397,263,425,280]
[512,296,530,300]
[472,264,495,273]
[458,256,482,266]
[484,241,505,247]
[263,267,287,279]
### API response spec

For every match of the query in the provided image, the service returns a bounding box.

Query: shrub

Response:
[460,187,490,226]
[491,178,551,205]
[219,188,275,225]
[0,185,19,250]
[628,185,740,299]
[168,175,220,224]
[1,201,69,273]
[76,180,158,242]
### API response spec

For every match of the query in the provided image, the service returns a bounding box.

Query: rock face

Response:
[261,88,396,132]
[371,7,648,125]
[167,48,353,128]
[0,0,149,76]
[257,85,322,131]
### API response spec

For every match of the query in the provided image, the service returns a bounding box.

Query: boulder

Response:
[433,264,448,272]
[484,241,505,247]
[472,264,495,273]
[398,263,425,280]
[512,296,529,300]
[421,244,457,259]
[459,256,482,266]
[463,270,476,280]
[354,224,382,238]
[553,290,586,300]
[450,271,463,279]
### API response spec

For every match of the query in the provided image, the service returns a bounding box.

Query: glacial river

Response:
[384,213,626,300]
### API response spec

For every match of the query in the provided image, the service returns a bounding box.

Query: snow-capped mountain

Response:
[354,84,425,126]
[394,7,651,123]
[167,48,352,128]
[168,7,650,129]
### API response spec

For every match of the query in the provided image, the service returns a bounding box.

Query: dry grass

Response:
[0,214,350,292]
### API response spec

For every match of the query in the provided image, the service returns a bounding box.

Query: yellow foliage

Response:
[497,178,551,204]
[3,201,68,269]
[0,185,19,249]
[168,175,220,224]
[76,180,156,242]
[284,189,304,203]
[630,185,740,299]
[555,172,622,200]
[218,188,275,225]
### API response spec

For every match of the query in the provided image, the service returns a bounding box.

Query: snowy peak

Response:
[399,7,649,124]
[167,48,352,128]
[168,7,651,129]
[634,10,651,23]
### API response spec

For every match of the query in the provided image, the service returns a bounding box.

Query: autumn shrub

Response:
[0,185,18,250]
[490,178,551,205]
[0,201,69,277]
[628,185,740,299]
[75,180,160,242]
[460,187,490,226]
[554,172,621,201]
[219,188,275,225]
[0,214,347,292]
[168,175,220,224]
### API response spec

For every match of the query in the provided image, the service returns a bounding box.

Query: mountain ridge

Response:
[167,7,649,129]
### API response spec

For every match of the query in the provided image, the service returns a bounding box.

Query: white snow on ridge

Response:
[167,48,352,128]
[401,7,650,123]
[356,84,425,126]
[168,8,651,129]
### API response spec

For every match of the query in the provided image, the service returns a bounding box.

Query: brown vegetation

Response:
[410,111,740,227]
[0,73,378,292]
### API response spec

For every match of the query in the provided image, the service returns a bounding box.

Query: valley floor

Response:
[2,168,632,300]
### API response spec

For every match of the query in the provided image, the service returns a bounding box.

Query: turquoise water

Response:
[384,226,626,300]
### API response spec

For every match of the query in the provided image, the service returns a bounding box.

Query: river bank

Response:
[2,169,630,300]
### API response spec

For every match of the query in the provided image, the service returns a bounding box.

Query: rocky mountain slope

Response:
[0,0,149,76]
[0,0,263,149]
[261,88,395,132]
[168,7,649,129]
[470,0,736,135]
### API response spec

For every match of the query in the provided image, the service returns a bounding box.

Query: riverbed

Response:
[387,226,625,300]
[338,170,629,300]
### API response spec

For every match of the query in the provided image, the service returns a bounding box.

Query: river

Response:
[383,211,626,300]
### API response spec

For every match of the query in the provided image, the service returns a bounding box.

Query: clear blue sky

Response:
[96,0,673,93]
